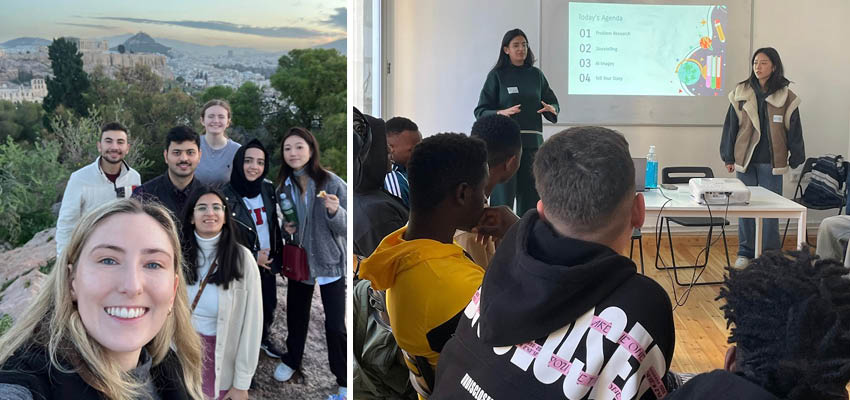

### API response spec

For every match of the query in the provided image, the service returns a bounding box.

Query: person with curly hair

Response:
[667,248,850,399]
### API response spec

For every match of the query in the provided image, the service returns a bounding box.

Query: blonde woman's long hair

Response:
[0,199,204,400]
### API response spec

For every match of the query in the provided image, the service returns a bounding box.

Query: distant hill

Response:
[101,34,280,57]
[1,37,51,48]
[110,32,170,55]
[314,38,346,55]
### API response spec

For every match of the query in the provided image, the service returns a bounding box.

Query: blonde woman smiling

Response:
[0,199,203,400]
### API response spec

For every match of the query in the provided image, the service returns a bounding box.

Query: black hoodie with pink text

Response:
[431,210,675,400]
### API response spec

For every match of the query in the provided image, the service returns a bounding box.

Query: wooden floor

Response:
[627,231,808,373]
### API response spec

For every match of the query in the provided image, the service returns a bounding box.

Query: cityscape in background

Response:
[0,3,346,103]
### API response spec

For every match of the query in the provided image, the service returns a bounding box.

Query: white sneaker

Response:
[734,256,751,269]
[273,362,295,382]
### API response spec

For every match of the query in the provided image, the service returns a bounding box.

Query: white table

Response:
[643,186,807,258]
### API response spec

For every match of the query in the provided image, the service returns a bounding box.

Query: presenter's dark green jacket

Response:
[474,64,559,132]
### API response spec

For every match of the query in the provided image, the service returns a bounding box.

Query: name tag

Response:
[773,115,783,123]
[507,86,519,94]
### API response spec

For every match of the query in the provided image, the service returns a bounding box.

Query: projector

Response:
[689,178,750,205]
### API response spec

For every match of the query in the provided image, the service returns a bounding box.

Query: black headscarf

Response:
[230,138,269,198]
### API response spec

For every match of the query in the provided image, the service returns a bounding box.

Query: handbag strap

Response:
[191,261,218,312]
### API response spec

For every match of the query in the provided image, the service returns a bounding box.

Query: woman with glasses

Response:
[181,187,262,400]
[222,139,285,359]
[273,127,347,400]
[474,28,559,216]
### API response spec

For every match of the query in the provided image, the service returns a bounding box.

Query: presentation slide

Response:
[568,3,728,96]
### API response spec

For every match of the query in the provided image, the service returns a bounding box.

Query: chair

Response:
[655,167,730,286]
[781,158,849,247]
[629,228,644,274]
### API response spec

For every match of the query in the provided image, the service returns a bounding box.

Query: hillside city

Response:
[0,32,345,103]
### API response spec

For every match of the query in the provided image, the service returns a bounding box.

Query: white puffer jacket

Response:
[55,157,141,255]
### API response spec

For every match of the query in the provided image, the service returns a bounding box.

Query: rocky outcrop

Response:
[0,228,54,323]
[81,52,174,80]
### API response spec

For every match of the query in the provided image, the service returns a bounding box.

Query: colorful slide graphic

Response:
[568,3,729,96]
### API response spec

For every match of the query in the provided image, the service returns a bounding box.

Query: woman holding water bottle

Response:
[720,47,805,269]
[221,138,286,359]
[274,127,348,400]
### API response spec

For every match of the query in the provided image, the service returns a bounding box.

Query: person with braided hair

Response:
[667,248,850,399]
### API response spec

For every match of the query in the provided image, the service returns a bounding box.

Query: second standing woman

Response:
[196,99,242,186]
[273,127,348,400]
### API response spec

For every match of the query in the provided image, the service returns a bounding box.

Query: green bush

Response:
[0,314,13,336]
[0,137,68,245]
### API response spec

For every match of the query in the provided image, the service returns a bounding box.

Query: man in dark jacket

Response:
[432,126,675,400]
[133,126,203,221]
[666,249,850,400]
[353,111,415,399]
[354,112,409,258]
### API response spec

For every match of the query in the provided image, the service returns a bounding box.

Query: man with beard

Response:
[55,122,141,256]
[359,133,489,397]
[133,126,203,221]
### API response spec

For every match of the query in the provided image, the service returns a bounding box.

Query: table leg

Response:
[797,210,807,250]
[755,217,763,258]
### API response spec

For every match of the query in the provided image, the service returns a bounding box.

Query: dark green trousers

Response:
[489,132,543,215]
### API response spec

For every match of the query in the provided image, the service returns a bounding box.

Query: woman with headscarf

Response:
[222,138,285,359]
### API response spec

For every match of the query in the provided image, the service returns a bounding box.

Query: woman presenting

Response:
[475,28,559,215]
[720,47,804,268]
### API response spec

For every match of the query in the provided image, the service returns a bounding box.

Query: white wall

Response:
[384,0,850,229]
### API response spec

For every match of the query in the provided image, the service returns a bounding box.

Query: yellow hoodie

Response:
[360,225,485,368]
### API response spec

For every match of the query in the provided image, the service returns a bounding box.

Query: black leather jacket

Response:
[222,179,284,274]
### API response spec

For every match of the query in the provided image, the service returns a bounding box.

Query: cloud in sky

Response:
[92,17,332,39]
[321,7,346,30]
[59,23,115,30]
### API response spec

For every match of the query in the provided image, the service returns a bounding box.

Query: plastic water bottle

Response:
[646,145,658,189]
[279,194,298,226]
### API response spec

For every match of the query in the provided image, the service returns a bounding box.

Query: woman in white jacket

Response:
[180,186,263,400]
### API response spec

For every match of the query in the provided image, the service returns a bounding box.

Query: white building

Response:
[0,79,47,103]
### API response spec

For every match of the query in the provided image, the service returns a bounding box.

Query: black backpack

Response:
[802,155,846,208]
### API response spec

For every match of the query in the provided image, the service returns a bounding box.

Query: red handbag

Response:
[282,243,309,281]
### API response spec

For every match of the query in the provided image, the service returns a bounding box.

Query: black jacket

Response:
[0,345,190,400]
[432,211,675,400]
[222,180,284,273]
[353,113,408,258]
[665,370,779,400]
[132,173,203,223]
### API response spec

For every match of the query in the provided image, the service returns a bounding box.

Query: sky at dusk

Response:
[0,0,346,52]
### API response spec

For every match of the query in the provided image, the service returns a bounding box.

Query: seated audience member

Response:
[181,187,262,399]
[0,199,203,400]
[432,126,675,400]
[55,122,141,256]
[666,248,850,399]
[384,116,422,208]
[455,114,522,268]
[359,133,489,396]
[354,111,409,258]
[816,215,850,267]
[133,126,203,220]
[353,109,416,399]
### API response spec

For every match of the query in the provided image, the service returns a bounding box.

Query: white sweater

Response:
[187,232,220,336]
